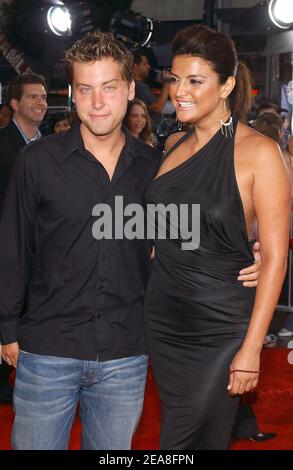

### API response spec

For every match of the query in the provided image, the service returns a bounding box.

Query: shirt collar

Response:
[61,121,86,160]
[13,118,41,144]
[61,121,155,162]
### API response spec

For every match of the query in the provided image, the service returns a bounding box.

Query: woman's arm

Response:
[228,137,291,395]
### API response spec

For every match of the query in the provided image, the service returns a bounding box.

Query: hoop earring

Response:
[220,99,233,138]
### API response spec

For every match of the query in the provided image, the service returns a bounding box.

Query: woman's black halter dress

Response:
[144,118,256,449]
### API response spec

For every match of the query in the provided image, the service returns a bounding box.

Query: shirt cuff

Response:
[0,322,19,345]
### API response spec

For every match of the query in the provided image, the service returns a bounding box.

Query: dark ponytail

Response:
[171,25,252,122]
[229,62,252,122]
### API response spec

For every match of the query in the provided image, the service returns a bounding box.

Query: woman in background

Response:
[124,99,157,147]
[50,112,71,134]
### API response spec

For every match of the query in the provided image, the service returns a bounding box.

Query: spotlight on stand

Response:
[20,1,93,43]
[110,12,154,48]
[47,5,72,36]
[45,1,93,37]
[268,0,293,29]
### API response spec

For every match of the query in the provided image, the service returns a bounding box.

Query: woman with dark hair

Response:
[124,99,157,147]
[254,111,283,144]
[144,25,290,449]
[50,112,71,134]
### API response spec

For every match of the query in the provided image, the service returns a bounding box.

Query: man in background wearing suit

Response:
[0,72,47,404]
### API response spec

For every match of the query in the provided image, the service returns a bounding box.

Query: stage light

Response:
[47,5,72,36]
[110,12,154,48]
[141,18,154,47]
[268,0,293,29]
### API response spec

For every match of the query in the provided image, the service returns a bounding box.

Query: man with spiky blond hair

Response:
[0,32,160,450]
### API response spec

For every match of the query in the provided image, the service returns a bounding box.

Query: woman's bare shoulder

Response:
[236,122,282,165]
[164,131,187,152]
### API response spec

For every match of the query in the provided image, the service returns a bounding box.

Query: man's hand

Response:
[238,241,262,287]
[1,342,19,368]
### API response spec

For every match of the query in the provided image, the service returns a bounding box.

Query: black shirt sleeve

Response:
[0,148,38,344]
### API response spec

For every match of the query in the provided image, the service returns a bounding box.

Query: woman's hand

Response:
[227,348,260,396]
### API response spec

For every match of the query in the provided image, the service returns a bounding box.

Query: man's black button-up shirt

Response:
[0,123,160,361]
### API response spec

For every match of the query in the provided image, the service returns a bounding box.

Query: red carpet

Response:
[1,348,292,450]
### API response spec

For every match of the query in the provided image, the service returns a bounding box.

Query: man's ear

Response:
[128,80,135,101]
[10,98,19,113]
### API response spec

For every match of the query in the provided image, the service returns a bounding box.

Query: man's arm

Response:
[0,148,38,347]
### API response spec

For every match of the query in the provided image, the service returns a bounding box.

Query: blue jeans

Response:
[12,351,148,450]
